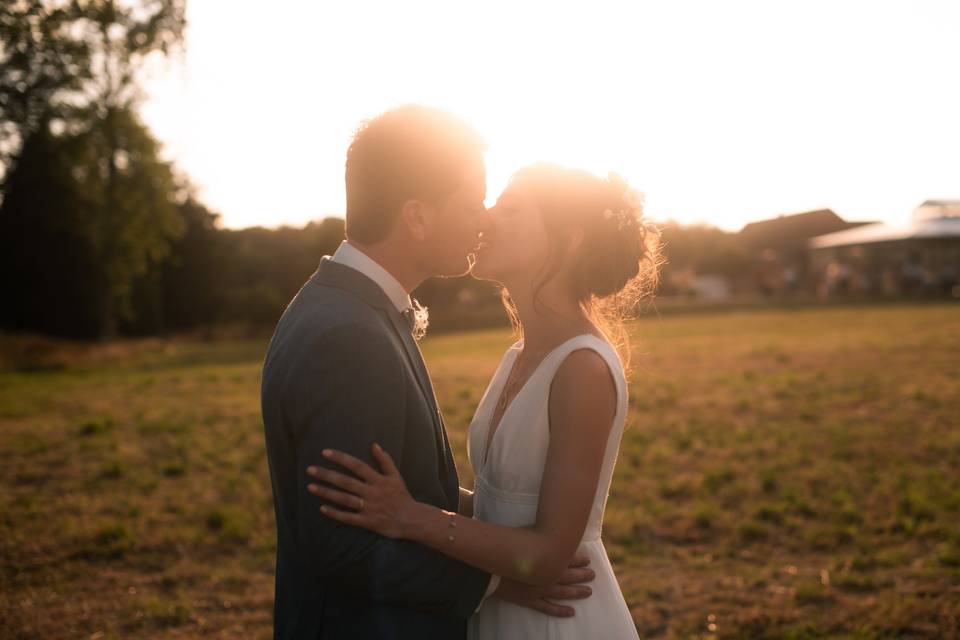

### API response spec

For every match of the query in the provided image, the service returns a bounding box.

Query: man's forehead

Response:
[459,162,487,196]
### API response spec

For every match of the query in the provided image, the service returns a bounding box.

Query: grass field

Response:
[2,303,959,639]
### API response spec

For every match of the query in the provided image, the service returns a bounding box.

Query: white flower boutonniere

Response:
[409,298,429,341]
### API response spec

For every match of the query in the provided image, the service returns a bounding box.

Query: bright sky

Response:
[140,0,960,232]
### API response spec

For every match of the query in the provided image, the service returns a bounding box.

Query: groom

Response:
[261,105,594,639]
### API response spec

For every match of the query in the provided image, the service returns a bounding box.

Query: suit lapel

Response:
[311,257,453,495]
[396,319,459,508]
[382,308,451,487]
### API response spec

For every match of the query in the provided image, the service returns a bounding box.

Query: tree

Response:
[69,107,185,335]
[0,0,91,193]
[158,194,226,331]
[0,0,188,338]
[0,106,183,338]
[0,125,102,338]
[75,0,186,337]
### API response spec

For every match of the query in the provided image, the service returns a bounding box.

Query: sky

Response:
[139,0,960,232]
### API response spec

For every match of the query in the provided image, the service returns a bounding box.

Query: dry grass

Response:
[1,303,959,638]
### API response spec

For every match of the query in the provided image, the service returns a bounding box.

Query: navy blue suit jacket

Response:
[261,257,490,639]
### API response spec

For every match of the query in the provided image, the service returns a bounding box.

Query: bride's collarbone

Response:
[482,331,606,464]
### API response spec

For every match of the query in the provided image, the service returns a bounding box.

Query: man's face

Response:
[421,161,489,278]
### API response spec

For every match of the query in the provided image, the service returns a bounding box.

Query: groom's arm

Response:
[286,322,490,617]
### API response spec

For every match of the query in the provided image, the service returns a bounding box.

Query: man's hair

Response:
[344,105,486,243]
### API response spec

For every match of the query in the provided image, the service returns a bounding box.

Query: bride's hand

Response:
[306,443,418,539]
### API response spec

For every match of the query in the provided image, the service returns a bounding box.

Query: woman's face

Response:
[470,183,551,286]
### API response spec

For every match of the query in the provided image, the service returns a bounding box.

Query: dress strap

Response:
[543,335,625,384]
[539,334,629,423]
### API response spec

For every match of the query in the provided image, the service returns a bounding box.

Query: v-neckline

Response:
[479,333,595,472]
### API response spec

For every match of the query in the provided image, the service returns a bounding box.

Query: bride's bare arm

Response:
[308,349,617,587]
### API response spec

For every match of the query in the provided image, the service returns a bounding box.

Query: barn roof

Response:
[738,209,872,252]
[809,216,960,249]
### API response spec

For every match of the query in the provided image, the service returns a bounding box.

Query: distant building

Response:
[914,199,960,221]
[737,209,874,296]
[690,274,732,300]
[665,268,734,300]
[808,200,960,298]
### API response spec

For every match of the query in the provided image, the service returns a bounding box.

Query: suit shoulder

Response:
[286,281,386,334]
[264,282,399,374]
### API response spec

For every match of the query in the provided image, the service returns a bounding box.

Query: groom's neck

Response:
[346,238,425,294]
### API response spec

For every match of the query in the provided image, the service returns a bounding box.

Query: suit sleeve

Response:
[283,321,490,618]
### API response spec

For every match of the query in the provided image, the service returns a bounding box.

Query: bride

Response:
[306,162,661,638]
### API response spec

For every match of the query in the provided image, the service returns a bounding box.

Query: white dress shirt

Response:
[329,240,501,610]
[330,240,412,313]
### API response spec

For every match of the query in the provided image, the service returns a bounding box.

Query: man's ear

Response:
[399,199,431,242]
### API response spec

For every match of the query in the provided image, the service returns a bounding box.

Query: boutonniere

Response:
[408,298,429,341]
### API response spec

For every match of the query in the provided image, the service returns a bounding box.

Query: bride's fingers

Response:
[556,566,595,585]
[541,584,592,600]
[319,504,367,528]
[307,483,365,511]
[532,598,575,618]
[568,552,591,568]
[320,449,380,482]
[371,443,400,477]
[306,466,367,495]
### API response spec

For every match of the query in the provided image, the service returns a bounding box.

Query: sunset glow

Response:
[140,0,960,231]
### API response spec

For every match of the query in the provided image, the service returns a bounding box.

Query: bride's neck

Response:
[506,277,593,352]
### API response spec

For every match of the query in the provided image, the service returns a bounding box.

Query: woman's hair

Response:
[501,163,664,374]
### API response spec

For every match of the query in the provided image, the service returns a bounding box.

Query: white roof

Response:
[809,216,960,249]
[915,200,960,221]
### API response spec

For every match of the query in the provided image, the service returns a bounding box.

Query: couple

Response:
[260,105,660,639]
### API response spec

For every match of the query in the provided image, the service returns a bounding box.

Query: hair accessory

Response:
[602,207,638,231]
[602,186,645,231]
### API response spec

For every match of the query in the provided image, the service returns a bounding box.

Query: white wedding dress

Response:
[466,334,640,639]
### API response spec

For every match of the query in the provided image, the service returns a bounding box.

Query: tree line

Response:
[1,1,754,341]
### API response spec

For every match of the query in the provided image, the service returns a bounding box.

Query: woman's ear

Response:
[399,199,430,242]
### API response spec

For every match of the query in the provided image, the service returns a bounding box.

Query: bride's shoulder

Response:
[556,343,616,380]
[564,331,617,372]
[548,344,620,432]
[571,333,621,363]
[556,334,625,384]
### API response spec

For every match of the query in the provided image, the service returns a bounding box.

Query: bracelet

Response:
[443,509,457,542]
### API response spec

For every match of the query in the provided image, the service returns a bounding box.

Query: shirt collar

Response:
[329,240,412,313]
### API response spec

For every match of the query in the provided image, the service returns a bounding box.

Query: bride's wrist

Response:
[402,502,456,546]
[399,501,435,540]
